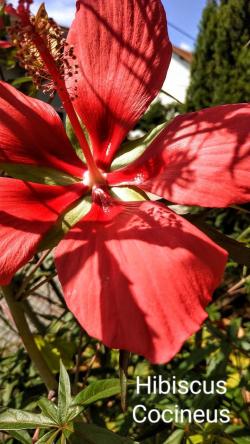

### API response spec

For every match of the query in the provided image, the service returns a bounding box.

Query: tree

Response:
[185,0,218,111]
[185,0,250,111]
[213,0,250,105]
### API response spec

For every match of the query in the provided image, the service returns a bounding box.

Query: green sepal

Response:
[65,115,92,164]
[110,122,166,171]
[110,186,147,202]
[0,163,81,186]
[38,196,92,251]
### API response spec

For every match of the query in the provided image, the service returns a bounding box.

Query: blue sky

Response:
[13,0,207,51]
[163,0,207,50]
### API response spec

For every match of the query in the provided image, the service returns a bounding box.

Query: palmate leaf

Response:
[69,379,135,422]
[73,379,123,407]
[0,409,56,430]
[58,361,72,424]
[8,429,31,444]
[36,429,60,444]
[68,423,137,444]
[37,398,58,423]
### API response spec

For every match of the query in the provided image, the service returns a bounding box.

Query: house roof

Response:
[172,45,193,64]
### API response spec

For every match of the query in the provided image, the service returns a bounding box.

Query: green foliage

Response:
[136,101,181,132]
[186,0,250,111]
[213,0,250,105]
[0,362,135,443]
[73,379,125,407]
[186,0,218,111]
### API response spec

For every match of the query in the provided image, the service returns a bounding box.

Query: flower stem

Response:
[1,284,57,391]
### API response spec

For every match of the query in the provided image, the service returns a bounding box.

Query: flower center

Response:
[83,170,107,189]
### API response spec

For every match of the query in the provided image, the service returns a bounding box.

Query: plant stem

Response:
[160,88,183,104]
[119,350,130,412]
[1,284,57,391]
[16,249,52,300]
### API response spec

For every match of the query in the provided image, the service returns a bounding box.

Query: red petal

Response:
[108,104,250,207]
[0,40,12,48]
[55,201,227,363]
[67,0,172,168]
[0,179,84,285]
[0,81,84,178]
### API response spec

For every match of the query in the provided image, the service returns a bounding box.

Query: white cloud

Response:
[179,42,193,52]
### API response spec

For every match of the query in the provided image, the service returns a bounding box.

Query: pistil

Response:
[8,2,104,186]
[33,34,103,183]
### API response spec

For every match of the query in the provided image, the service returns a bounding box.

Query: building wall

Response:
[158,53,191,105]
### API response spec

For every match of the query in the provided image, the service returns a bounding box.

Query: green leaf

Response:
[187,218,250,266]
[8,429,31,444]
[36,430,60,444]
[12,76,33,87]
[38,196,91,251]
[58,361,72,424]
[73,379,123,407]
[110,122,166,171]
[0,409,56,430]
[234,439,250,444]
[188,435,203,444]
[37,398,58,423]
[69,423,136,444]
[163,429,185,444]
[66,405,83,423]
[229,318,241,339]
[60,434,67,444]
[217,439,235,444]
[0,163,81,186]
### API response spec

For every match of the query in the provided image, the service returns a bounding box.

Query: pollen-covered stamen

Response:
[7,0,104,184]
[8,3,79,98]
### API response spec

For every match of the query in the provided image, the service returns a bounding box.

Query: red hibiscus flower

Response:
[0,0,249,363]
